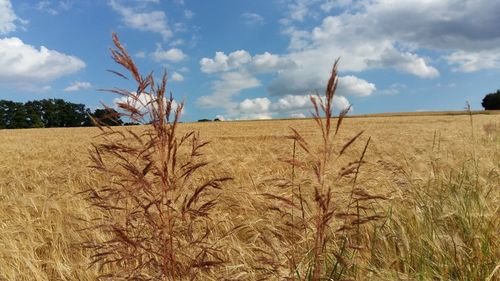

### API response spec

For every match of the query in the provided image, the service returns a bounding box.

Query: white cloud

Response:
[289,113,306,118]
[135,51,146,58]
[197,71,261,108]
[113,92,182,115]
[241,12,264,25]
[378,83,407,96]
[184,9,194,19]
[223,94,351,120]
[279,0,500,74]
[174,22,186,33]
[37,1,58,15]
[282,0,317,23]
[198,50,296,115]
[200,50,293,74]
[200,50,252,74]
[337,76,376,97]
[0,37,85,83]
[171,71,184,81]
[265,4,447,97]
[0,0,23,34]
[36,1,72,15]
[274,94,311,111]
[109,0,172,39]
[368,49,439,78]
[199,48,363,119]
[446,49,500,72]
[235,97,272,119]
[169,38,184,47]
[320,0,353,12]
[274,94,350,113]
[64,81,92,92]
[214,114,226,121]
[151,45,186,62]
[249,52,296,73]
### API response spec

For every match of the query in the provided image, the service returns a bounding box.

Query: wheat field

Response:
[0,112,498,280]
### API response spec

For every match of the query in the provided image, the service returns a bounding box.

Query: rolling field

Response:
[1,113,499,280]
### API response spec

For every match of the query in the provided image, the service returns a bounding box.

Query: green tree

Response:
[0,98,95,129]
[92,108,123,126]
[481,90,500,110]
[0,100,29,129]
[24,101,44,128]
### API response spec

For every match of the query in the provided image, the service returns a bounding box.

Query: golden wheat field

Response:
[1,113,499,280]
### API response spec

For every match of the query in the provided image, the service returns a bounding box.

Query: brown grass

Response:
[81,33,232,280]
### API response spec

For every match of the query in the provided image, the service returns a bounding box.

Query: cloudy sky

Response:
[1,0,499,121]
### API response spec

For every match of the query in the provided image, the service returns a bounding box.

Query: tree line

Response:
[0,99,124,129]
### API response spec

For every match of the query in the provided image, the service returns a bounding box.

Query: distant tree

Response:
[0,100,15,129]
[482,90,500,110]
[11,102,30,128]
[197,118,211,122]
[0,100,29,129]
[213,118,221,122]
[92,108,123,126]
[0,98,96,129]
[24,101,44,128]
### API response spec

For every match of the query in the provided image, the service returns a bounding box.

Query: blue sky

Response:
[1,0,500,121]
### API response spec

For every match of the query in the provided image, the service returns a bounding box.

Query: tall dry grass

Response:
[82,34,231,280]
[247,59,386,280]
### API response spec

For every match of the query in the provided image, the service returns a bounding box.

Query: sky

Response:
[1,0,500,121]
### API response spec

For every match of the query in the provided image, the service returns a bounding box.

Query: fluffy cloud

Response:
[109,0,172,39]
[64,81,92,92]
[36,1,72,15]
[227,94,351,120]
[184,9,194,19]
[200,51,251,73]
[274,94,311,111]
[320,0,353,12]
[337,76,376,97]
[198,50,295,112]
[279,18,437,85]
[373,50,439,78]
[280,0,500,74]
[0,0,23,34]
[268,66,376,97]
[249,52,296,73]
[197,71,261,108]
[171,71,184,81]
[281,0,317,24]
[274,94,350,113]
[446,50,500,72]
[241,12,264,25]
[113,92,182,115]
[200,50,294,74]
[151,45,186,62]
[235,97,272,119]
[198,47,368,119]
[0,37,85,83]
